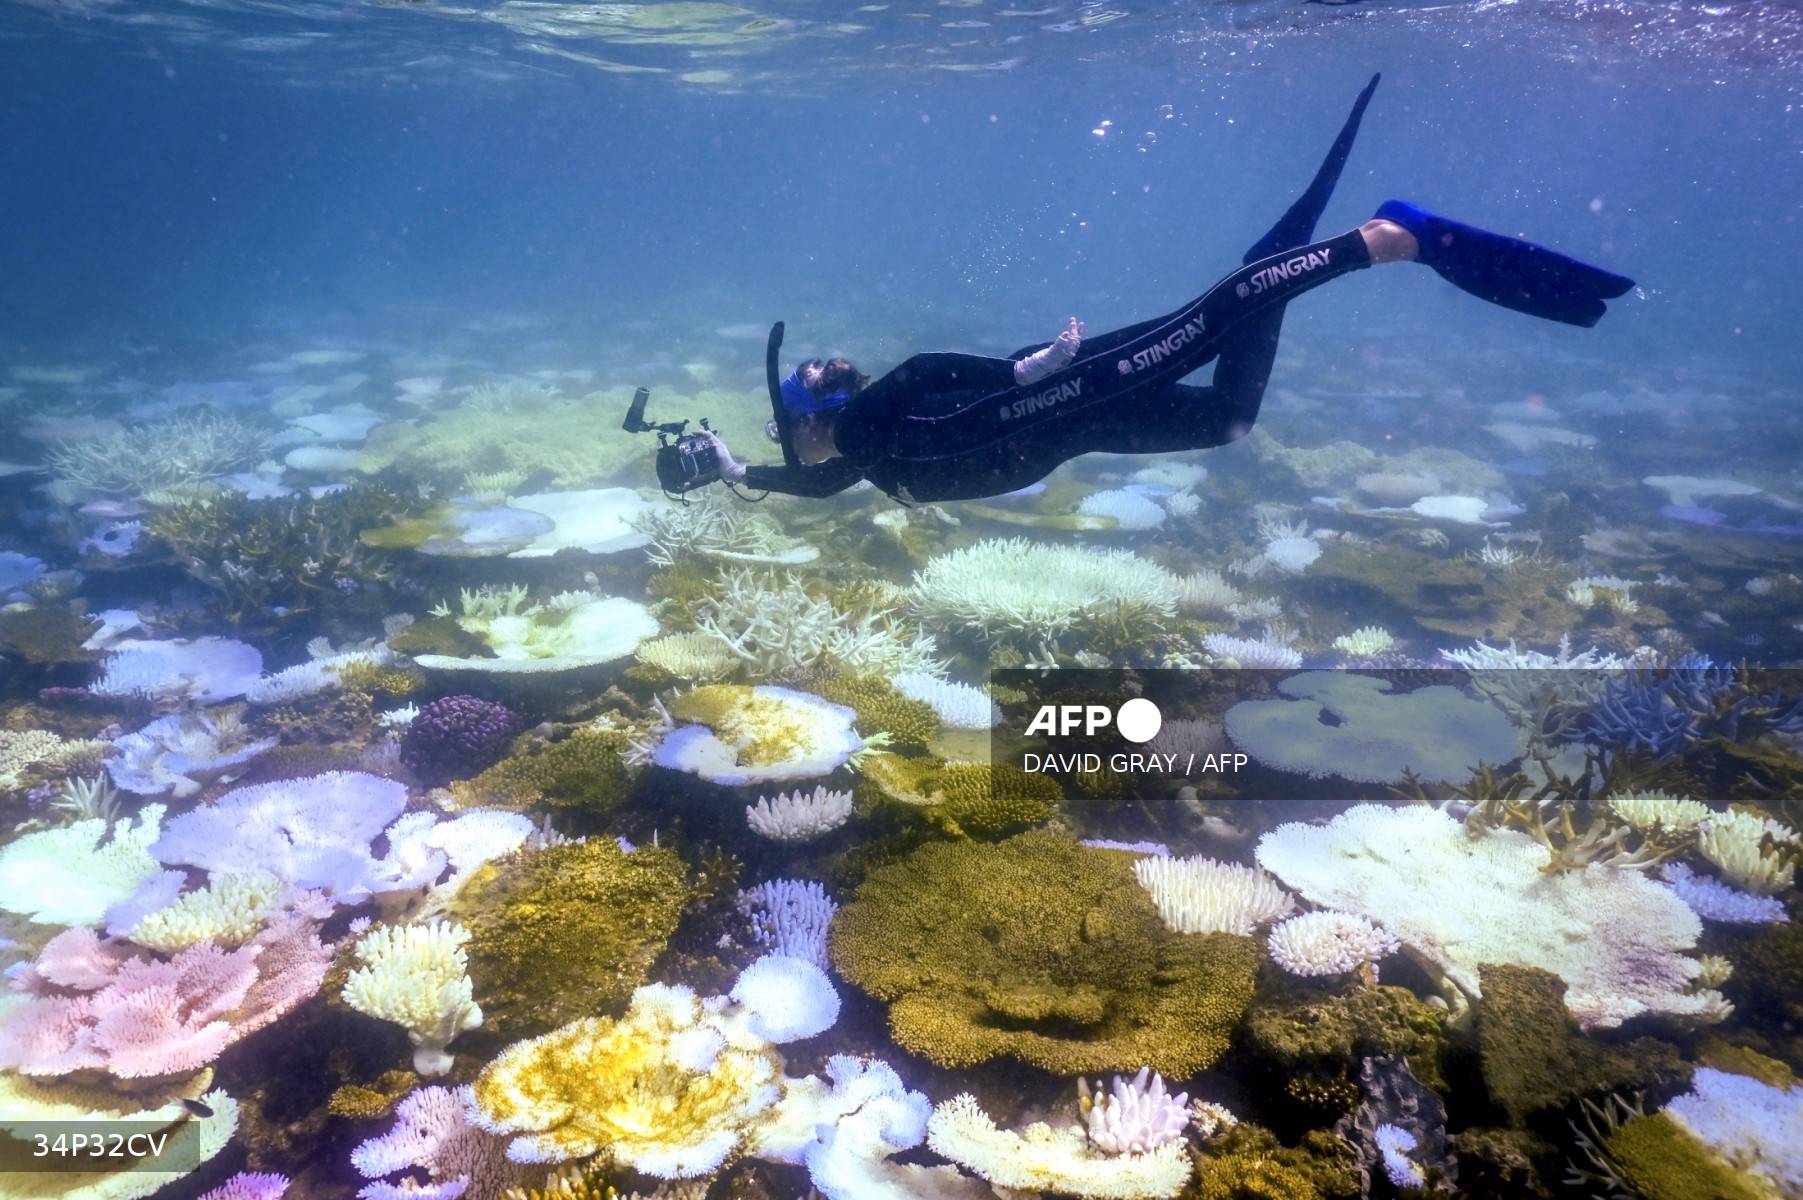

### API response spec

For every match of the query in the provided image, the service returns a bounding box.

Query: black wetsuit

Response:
[744,75,1381,505]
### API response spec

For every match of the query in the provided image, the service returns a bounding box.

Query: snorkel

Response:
[765,322,853,467]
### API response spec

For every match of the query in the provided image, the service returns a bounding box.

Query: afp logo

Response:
[1023,697,1162,743]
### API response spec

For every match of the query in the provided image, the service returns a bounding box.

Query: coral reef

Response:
[448,837,688,1038]
[1257,803,1719,1027]
[447,727,634,812]
[910,537,1179,643]
[828,830,1259,1074]
[413,585,659,675]
[856,753,1062,838]
[1474,964,1682,1124]
[926,1091,1193,1197]
[1242,982,1448,1094]
[651,684,864,786]
[694,568,942,676]
[48,408,269,496]
[343,919,483,1076]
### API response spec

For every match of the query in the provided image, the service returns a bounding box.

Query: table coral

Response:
[414,586,659,676]
[449,837,688,1039]
[1257,804,1719,1028]
[1225,673,1523,785]
[0,803,167,928]
[828,830,1259,1075]
[926,1092,1193,1198]
[0,914,331,1079]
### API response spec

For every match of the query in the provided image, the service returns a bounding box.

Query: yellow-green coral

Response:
[668,684,851,771]
[1242,983,1448,1094]
[829,829,1258,1075]
[468,986,781,1169]
[1600,1112,1768,1200]
[1191,1125,1360,1200]
[858,753,1060,838]
[1475,965,1681,1124]
[325,1069,418,1120]
[813,672,940,752]
[449,728,634,812]
[333,658,420,698]
[449,838,688,1039]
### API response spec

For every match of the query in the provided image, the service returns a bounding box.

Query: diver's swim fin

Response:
[1374,199,1634,327]
[1244,72,1381,263]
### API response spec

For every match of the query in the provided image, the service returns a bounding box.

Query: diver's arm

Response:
[1013,317,1085,385]
[741,459,865,498]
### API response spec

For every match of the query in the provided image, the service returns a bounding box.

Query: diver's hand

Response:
[1055,315,1086,356]
[701,431,747,482]
[1013,316,1085,385]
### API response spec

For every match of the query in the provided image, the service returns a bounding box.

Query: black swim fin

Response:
[1244,72,1381,263]
[1374,199,1634,327]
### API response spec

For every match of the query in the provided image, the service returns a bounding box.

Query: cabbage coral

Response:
[829,830,1259,1075]
[651,685,864,786]
[127,871,282,954]
[466,955,838,1174]
[1697,809,1799,895]
[910,538,1180,641]
[1257,803,1720,1028]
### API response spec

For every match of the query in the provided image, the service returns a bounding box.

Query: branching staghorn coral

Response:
[148,482,416,628]
[694,568,944,677]
[633,491,814,566]
[47,409,269,496]
[1396,745,1699,873]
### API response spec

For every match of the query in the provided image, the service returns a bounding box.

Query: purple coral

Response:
[401,695,518,785]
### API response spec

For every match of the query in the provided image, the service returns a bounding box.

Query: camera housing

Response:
[623,386,722,496]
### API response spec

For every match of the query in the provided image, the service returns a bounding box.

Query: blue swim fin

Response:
[1374,199,1635,327]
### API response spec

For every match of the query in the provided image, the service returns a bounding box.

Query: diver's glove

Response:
[1013,316,1085,386]
[700,431,747,482]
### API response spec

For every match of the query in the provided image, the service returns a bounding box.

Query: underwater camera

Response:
[623,385,720,495]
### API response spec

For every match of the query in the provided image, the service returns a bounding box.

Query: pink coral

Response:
[0,914,331,1079]
[200,1173,291,1200]
[351,1085,524,1198]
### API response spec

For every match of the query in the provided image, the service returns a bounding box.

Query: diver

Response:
[705,74,1633,505]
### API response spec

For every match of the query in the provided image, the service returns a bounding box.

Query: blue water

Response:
[5,3,1803,1198]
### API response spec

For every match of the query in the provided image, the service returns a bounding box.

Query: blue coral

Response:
[1586,656,1803,759]
[401,694,518,785]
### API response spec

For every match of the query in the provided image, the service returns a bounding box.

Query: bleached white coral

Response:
[1374,1124,1427,1189]
[1331,626,1395,657]
[1174,569,1240,616]
[1660,862,1790,924]
[737,878,838,968]
[1131,855,1294,935]
[1566,575,1639,614]
[926,1093,1192,1199]
[745,787,854,843]
[128,872,283,954]
[1438,634,1636,671]
[245,647,394,706]
[94,637,264,704]
[1201,631,1302,670]
[696,569,944,677]
[342,920,482,1076]
[1,729,104,792]
[416,588,658,675]
[1265,910,1399,978]
[47,408,269,495]
[634,490,817,566]
[1697,809,1799,895]
[0,803,167,927]
[892,673,999,730]
[106,709,276,797]
[1078,488,1166,531]
[637,632,741,681]
[910,538,1179,641]
[1165,491,1201,519]
[1607,790,1711,836]
[1078,1069,1190,1156]
[1662,1069,1803,1198]
[1257,803,1716,1028]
